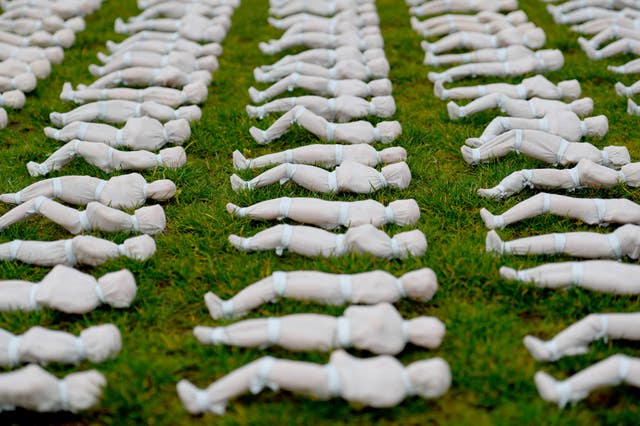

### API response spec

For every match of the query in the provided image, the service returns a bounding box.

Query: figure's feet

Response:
[253,67,269,82]
[534,371,584,408]
[628,98,639,115]
[114,17,126,33]
[88,64,105,76]
[614,82,631,97]
[524,335,556,361]
[498,266,517,280]
[249,126,269,144]
[477,186,504,200]
[248,87,265,103]
[177,380,225,415]
[49,112,64,127]
[230,174,250,191]
[246,104,266,119]
[479,208,503,229]
[464,137,484,148]
[485,230,504,254]
[232,150,249,170]
[433,80,448,100]
[578,37,600,60]
[447,101,465,120]
[204,292,225,320]
[225,202,247,217]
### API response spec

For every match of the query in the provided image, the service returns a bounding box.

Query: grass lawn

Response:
[1,0,640,424]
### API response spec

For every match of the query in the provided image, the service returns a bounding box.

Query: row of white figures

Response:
[544,0,640,114]
[0,0,239,414]
[175,0,448,417]
[0,0,102,128]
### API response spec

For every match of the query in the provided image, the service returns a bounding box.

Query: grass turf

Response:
[1,0,640,424]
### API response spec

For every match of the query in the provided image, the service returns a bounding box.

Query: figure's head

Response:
[366,57,390,79]
[182,82,208,104]
[603,146,630,168]
[406,358,451,399]
[507,10,528,24]
[381,161,411,189]
[53,29,75,48]
[569,97,593,116]
[45,47,64,64]
[583,115,609,139]
[362,47,385,61]
[164,119,191,143]
[196,55,219,73]
[361,34,383,50]
[13,73,36,92]
[189,70,212,86]
[65,17,86,32]
[535,50,564,71]
[134,205,167,235]
[145,179,177,201]
[558,80,581,100]
[80,324,122,363]
[177,105,202,121]
[0,90,23,108]
[387,198,420,226]
[201,42,223,57]
[368,79,392,96]
[523,27,546,49]
[159,146,187,169]
[371,96,396,118]
[120,235,157,261]
[378,146,407,163]
[97,269,137,308]
[375,121,402,143]
[399,268,438,301]
[406,317,446,348]
[204,26,225,42]
[27,59,51,79]
[392,230,427,257]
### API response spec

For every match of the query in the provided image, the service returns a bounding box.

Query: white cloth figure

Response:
[114,15,230,43]
[548,0,639,14]
[500,260,640,294]
[177,350,451,414]
[0,197,166,235]
[1,0,102,18]
[409,0,517,16]
[485,224,640,260]
[523,312,640,362]
[269,0,375,17]
[0,90,26,109]
[89,51,218,76]
[420,26,546,54]
[246,95,395,122]
[434,75,581,101]
[460,129,628,167]
[26,140,187,175]
[424,45,535,68]
[229,224,427,259]
[267,6,378,30]
[254,58,389,83]
[427,50,565,83]
[447,94,593,120]
[259,31,383,56]
[0,364,105,413]
[0,234,155,266]
[615,81,640,97]
[0,59,51,79]
[195,303,445,355]
[44,116,190,150]
[137,0,239,7]
[104,37,222,59]
[569,15,640,35]
[625,98,640,116]
[466,111,608,146]
[0,73,36,92]
[579,37,640,61]
[260,46,384,70]
[0,44,63,64]
[49,101,201,126]
[227,197,419,229]
[477,158,640,199]
[0,264,136,313]
[230,161,411,194]
[249,76,392,103]
[608,57,640,74]
[0,324,121,366]
[132,2,236,20]
[411,11,529,37]
[551,6,640,25]
[249,107,402,145]
[534,355,640,408]
[85,66,211,90]
[0,173,176,209]
[0,28,75,49]
[232,145,406,169]
[0,16,85,35]
[205,268,437,320]
[480,193,640,230]
[60,81,208,107]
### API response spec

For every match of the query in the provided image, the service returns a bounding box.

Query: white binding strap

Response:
[325,364,341,397]
[326,122,337,141]
[327,171,338,192]
[77,122,89,140]
[95,283,106,304]
[115,129,125,146]
[7,336,21,367]
[516,83,527,98]
[336,317,350,347]
[568,167,581,187]
[327,98,336,115]
[607,233,622,258]
[571,262,584,286]
[493,215,505,228]
[288,72,299,91]
[514,129,523,153]
[401,369,416,396]
[94,180,107,200]
[334,145,343,164]
[395,278,407,297]
[385,206,395,224]
[618,356,630,383]
[58,381,71,411]
[276,224,292,255]
[543,340,560,361]
[250,357,276,394]
[600,149,609,166]
[33,196,46,213]
[538,116,549,132]
[555,380,573,409]
[369,101,376,116]
[335,234,346,256]
[338,202,349,226]
[221,300,234,317]
[579,121,587,135]
[277,197,291,220]
[339,275,352,301]
[130,214,140,232]
[594,315,609,343]
[553,234,566,253]
[266,318,281,345]
[64,239,77,264]
[211,327,226,345]
[401,321,410,342]
[52,178,62,198]
[272,271,286,296]
[75,336,86,360]
[471,148,481,163]
[29,283,39,309]
[327,78,337,95]
[390,237,401,258]
[555,139,569,165]
[284,149,293,163]
[542,193,551,213]
[594,199,606,223]
[78,211,91,231]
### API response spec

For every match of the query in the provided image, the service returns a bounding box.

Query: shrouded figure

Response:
[448,94,593,120]
[195,303,445,354]
[229,224,427,259]
[177,350,451,414]
[409,0,518,16]
[205,268,437,319]
[84,66,211,90]
[0,264,137,313]
[88,51,218,75]
[420,25,546,54]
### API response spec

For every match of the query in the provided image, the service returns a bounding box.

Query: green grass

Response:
[1,0,640,424]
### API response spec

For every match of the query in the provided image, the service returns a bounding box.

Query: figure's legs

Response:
[204,276,275,320]
[26,141,79,176]
[609,58,640,74]
[249,107,307,143]
[448,93,504,120]
[0,197,81,233]
[579,38,635,60]
[233,149,289,170]
[535,355,640,407]
[248,76,294,103]
[228,224,290,252]
[246,98,297,119]
[477,169,534,199]
[231,163,313,191]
